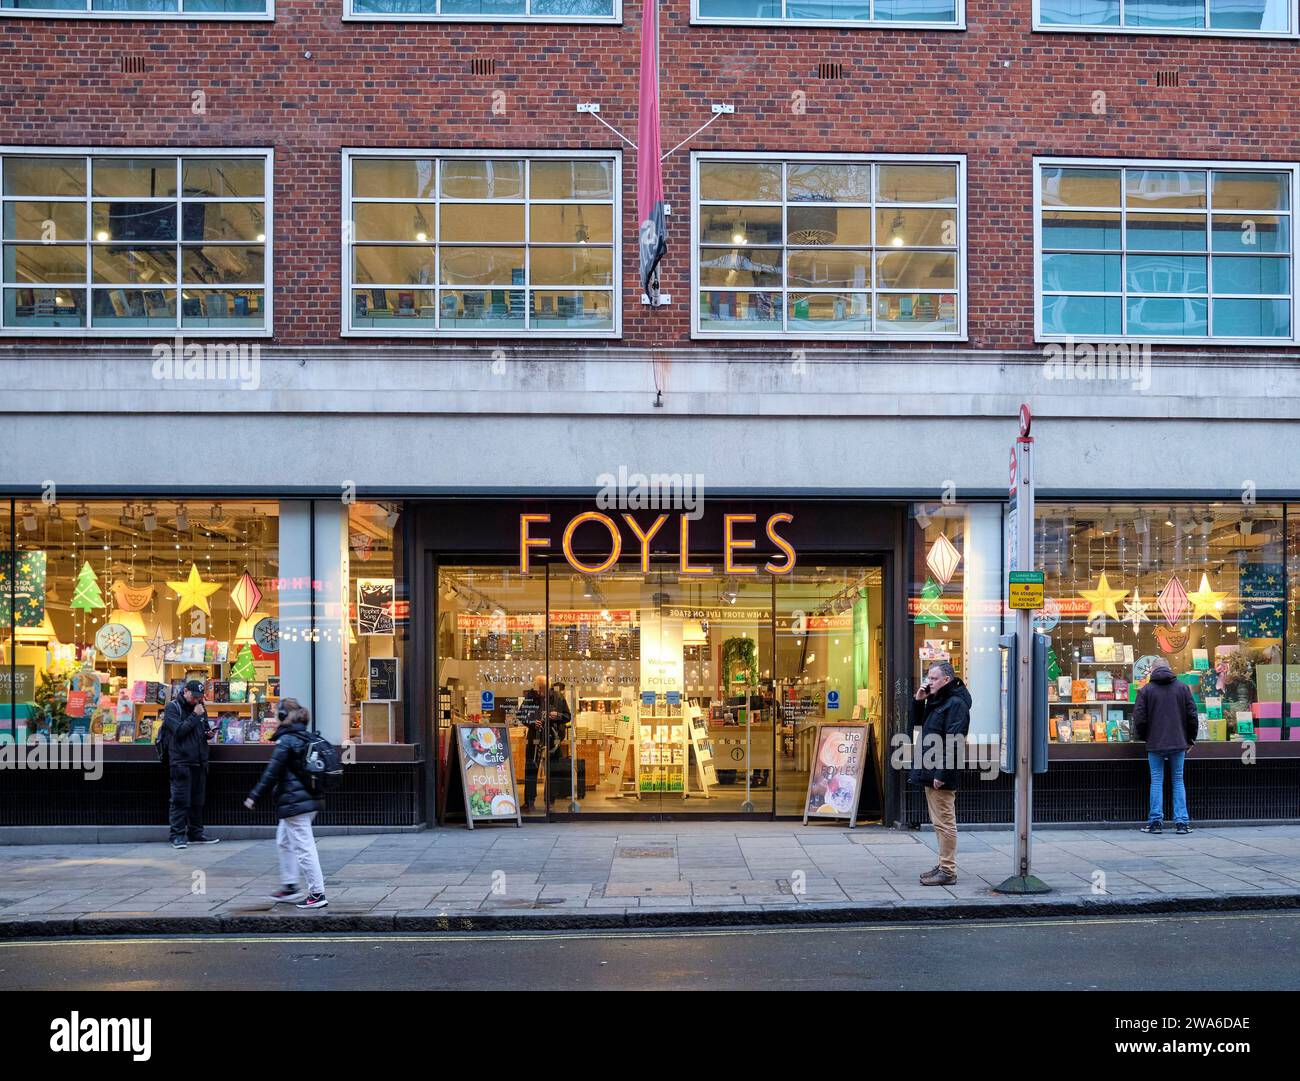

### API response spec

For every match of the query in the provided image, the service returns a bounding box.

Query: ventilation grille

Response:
[120,56,148,74]
[470,57,496,77]
[1155,69,1180,87]
[817,62,845,80]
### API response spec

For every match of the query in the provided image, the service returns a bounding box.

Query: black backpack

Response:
[297,730,344,794]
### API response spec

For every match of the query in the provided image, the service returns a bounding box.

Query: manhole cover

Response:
[616,847,674,859]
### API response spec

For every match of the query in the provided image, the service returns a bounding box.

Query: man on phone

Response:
[908,661,971,885]
[159,680,221,849]
[518,674,570,813]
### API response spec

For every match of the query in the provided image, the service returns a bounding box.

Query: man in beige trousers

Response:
[909,661,972,886]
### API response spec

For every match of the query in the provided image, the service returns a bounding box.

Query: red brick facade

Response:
[4,1,1300,351]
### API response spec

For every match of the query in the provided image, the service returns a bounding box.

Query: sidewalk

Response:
[2,822,1299,935]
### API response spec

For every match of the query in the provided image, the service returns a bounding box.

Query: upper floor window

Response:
[0,150,272,336]
[0,0,269,18]
[347,0,616,19]
[1036,158,1297,343]
[695,0,960,26]
[1036,0,1294,36]
[692,153,966,340]
[343,150,621,337]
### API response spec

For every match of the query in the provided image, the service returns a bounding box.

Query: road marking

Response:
[2,910,1296,949]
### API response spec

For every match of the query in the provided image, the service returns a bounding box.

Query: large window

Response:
[693,154,966,340]
[344,150,620,336]
[347,0,615,18]
[694,0,959,26]
[1,150,272,335]
[0,0,269,20]
[1036,159,1298,342]
[1036,0,1294,36]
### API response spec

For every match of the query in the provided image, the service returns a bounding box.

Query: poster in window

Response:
[357,577,395,636]
[367,657,399,703]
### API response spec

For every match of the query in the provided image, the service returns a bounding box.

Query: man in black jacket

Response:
[1134,662,1199,835]
[159,680,220,849]
[518,674,571,813]
[908,661,972,886]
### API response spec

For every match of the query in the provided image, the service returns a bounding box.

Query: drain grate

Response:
[616,846,674,858]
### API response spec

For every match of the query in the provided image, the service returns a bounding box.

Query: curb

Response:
[2,891,1297,938]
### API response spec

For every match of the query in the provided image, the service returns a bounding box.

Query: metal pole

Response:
[1015,439,1034,878]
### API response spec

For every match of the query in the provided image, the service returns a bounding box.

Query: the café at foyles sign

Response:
[519,511,797,575]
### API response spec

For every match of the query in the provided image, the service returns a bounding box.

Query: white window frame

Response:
[341,148,622,340]
[0,0,271,20]
[0,146,274,338]
[691,0,962,28]
[690,151,968,342]
[1034,156,1300,346]
[343,0,618,22]
[1032,0,1297,38]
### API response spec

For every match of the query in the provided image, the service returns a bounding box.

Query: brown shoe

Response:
[919,867,957,886]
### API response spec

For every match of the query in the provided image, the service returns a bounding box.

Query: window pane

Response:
[699,247,783,287]
[355,203,436,242]
[699,290,781,330]
[353,159,436,199]
[1126,254,1207,294]
[350,0,436,9]
[3,244,86,283]
[876,250,956,289]
[1126,0,1204,23]
[92,0,178,9]
[875,207,957,247]
[440,246,525,286]
[0,0,85,8]
[1127,213,1208,251]
[1127,296,1208,334]
[91,288,176,327]
[788,163,872,202]
[4,287,85,327]
[440,160,524,200]
[699,162,782,202]
[352,288,436,324]
[440,0,526,11]
[1127,169,1207,209]
[91,202,177,243]
[530,0,614,12]
[441,203,524,242]
[1041,167,1121,208]
[182,158,264,198]
[1213,298,1291,336]
[787,248,871,288]
[875,292,957,332]
[92,245,177,284]
[354,245,436,285]
[530,290,613,329]
[789,292,871,331]
[1211,171,1290,211]
[787,206,870,245]
[530,160,613,200]
[697,0,781,13]
[184,0,268,11]
[1042,253,1121,292]
[1042,211,1122,250]
[1210,0,1289,28]
[439,289,525,329]
[181,288,265,327]
[180,202,265,242]
[91,157,177,198]
[181,246,263,284]
[700,205,782,245]
[1212,214,1290,253]
[877,165,957,204]
[3,157,85,198]
[1212,255,1290,294]
[874,0,957,17]
[1041,294,1122,334]
[1039,0,1119,23]
[785,0,870,16]
[3,202,85,242]
[531,246,613,286]
[530,204,613,243]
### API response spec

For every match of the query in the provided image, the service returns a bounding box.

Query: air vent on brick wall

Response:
[470,57,496,77]
[817,62,845,80]
[120,56,148,74]
[1155,69,1180,87]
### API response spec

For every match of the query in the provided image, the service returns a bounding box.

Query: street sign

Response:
[480,690,494,714]
[1008,569,1045,610]
[1019,403,1032,437]
[1009,447,1018,492]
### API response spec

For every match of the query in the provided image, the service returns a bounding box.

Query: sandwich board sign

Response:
[801,724,868,827]
[452,724,522,829]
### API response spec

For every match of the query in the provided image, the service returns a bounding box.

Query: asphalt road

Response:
[2,911,1298,991]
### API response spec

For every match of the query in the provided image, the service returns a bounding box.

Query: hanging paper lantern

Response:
[253,616,280,654]
[925,533,962,586]
[142,626,169,675]
[1187,573,1228,622]
[229,570,264,621]
[167,564,222,616]
[1122,589,1150,635]
[1079,572,1127,624]
[1157,576,1189,626]
[94,622,133,659]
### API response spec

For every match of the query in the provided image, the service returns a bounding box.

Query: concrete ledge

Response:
[0,824,426,845]
[2,891,1295,939]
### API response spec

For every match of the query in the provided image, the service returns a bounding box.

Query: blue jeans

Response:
[1147,750,1189,825]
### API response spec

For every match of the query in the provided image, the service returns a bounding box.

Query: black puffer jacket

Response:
[246,722,324,819]
[1134,665,1199,752]
[907,677,973,790]
[159,695,212,766]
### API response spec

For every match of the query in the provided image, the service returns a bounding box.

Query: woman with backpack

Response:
[243,699,328,909]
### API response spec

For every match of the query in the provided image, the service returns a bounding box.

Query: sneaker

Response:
[1176,823,1192,835]
[296,893,328,910]
[1140,821,1163,834]
[187,835,221,845]
[919,867,957,886]
[269,886,307,903]
[170,837,188,850]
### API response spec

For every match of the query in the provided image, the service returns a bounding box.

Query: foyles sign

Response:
[520,512,797,576]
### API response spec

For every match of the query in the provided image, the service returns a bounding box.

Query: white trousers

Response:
[276,811,325,896]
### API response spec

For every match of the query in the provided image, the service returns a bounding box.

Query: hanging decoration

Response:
[924,533,962,586]
[1046,646,1061,682]
[94,622,133,660]
[914,576,944,627]
[1032,596,1061,634]
[1157,576,1189,626]
[1239,563,1284,639]
[167,563,222,616]
[230,643,257,682]
[229,570,263,621]
[142,626,169,675]
[1187,572,1228,623]
[1155,626,1189,653]
[1122,589,1150,635]
[70,560,107,612]
[253,616,280,654]
[111,579,154,612]
[1079,572,1127,625]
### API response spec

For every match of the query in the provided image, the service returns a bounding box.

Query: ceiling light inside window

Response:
[76,505,92,531]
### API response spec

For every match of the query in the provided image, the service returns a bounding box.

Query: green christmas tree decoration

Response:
[70,560,106,611]
[1047,647,1061,682]
[230,643,257,682]
[914,576,944,627]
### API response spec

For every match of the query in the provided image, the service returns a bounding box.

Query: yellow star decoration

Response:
[167,564,223,616]
[1187,573,1228,622]
[1080,573,1128,624]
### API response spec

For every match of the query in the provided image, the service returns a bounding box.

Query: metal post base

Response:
[740,801,755,812]
[992,874,1051,895]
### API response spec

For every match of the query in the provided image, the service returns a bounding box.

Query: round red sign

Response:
[1019,403,1032,437]
[1009,447,1018,491]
